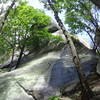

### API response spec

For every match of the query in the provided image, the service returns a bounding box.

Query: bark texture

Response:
[15,45,25,69]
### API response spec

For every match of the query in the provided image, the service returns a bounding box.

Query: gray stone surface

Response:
[97,58,100,74]
[0,43,97,100]
[0,51,61,100]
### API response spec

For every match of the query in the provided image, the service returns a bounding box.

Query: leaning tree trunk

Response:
[48,0,94,99]
[15,45,25,69]
[8,47,15,70]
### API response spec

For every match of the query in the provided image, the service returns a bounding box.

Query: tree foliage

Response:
[42,0,100,34]
[0,1,62,66]
[49,96,60,100]
[5,1,51,50]
[41,0,100,53]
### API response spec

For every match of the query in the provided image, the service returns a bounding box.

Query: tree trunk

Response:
[48,0,94,99]
[0,0,16,34]
[8,48,15,69]
[15,45,25,69]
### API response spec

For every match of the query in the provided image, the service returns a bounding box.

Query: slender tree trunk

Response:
[48,0,94,99]
[11,48,15,63]
[9,48,15,69]
[0,0,16,34]
[85,29,100,55]
[15,45,25,69]
[0,0,17,48]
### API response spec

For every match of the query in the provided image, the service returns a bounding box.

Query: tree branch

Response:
[79,1,99,28]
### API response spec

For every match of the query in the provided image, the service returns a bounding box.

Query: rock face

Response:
[97,60,100,74]
[0,21,98,100]
[47,20,60,33]
[95,28,100,74]
[0,41,97,100]
[0,51,61,100]
[95,28,100,48]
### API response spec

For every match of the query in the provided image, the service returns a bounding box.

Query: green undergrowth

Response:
[0,68,9,73]
[48,96,60,100]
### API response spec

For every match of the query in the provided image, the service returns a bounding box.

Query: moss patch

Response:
[0,68,9,73]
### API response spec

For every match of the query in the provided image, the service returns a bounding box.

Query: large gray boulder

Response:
[96,58,100,74]
[0,21,98,100]
[0,37,98,100]
[0,51,61,100]
[95,28,100,74]
[47,20,60,33]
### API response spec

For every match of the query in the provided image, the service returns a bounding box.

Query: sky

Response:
[27,0,65,21]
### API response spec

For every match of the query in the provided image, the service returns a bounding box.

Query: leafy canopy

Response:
[0,1,62,63]
[42,0,99,34]
[3,1,52,50]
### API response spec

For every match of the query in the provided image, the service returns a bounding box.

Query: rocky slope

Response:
[0,21,98,100]
[0,39,98,100]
